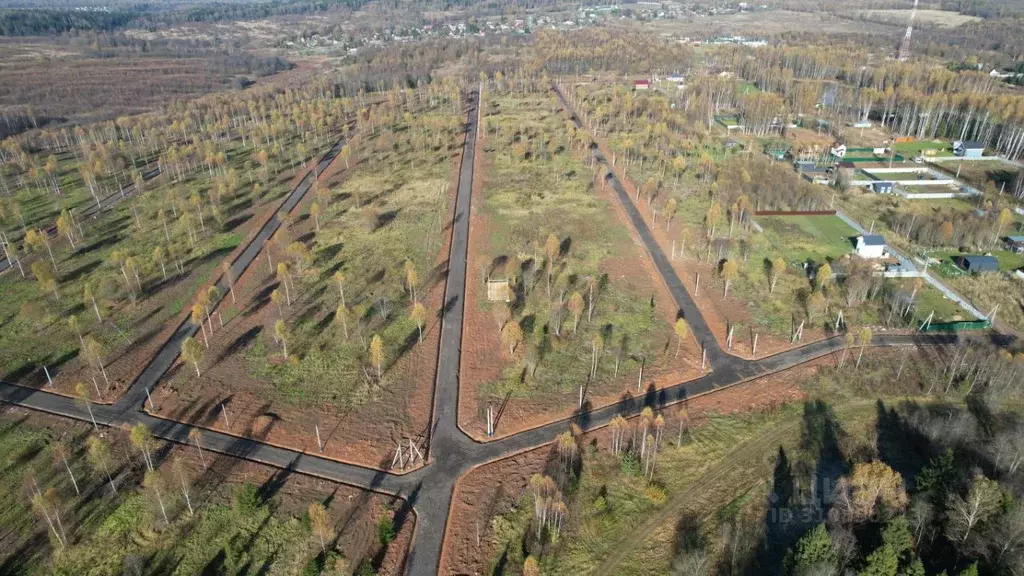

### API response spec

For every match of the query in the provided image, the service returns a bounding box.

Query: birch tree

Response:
[181,336,204,377]
[86,435,117,495]
[308,501,333,554]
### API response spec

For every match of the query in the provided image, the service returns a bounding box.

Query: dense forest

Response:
[0,0,373,36]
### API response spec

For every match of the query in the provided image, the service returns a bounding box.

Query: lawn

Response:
[892,140,951,155]
[926,249,1024,274]
[756,215,858,263]
[885,278,975,323]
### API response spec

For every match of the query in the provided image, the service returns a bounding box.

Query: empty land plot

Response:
[756,215,858,263]
[933,159,1021,193]
[0,88,339,399]
[0,408,409,576]
[892,140,952,155]
[462,87,698,436]
[856,9,981,27]
[153,88,464,466]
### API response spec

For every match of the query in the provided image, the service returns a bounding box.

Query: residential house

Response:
[634,79,650,90]
[1004,236,1024,254]
[953,140,985,158]
[854,235,887,259]
[871,181,895,194]
[955,254,999,273]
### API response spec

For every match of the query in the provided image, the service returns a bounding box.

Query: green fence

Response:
[919,319,991,332]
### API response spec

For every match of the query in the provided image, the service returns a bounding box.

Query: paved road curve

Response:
[0,86,971,576]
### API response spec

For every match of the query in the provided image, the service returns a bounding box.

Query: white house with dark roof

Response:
[854,234,887,259]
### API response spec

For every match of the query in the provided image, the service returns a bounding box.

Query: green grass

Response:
[0,416,357,576]
[488,399,886,576]
[738,80,760,95]
[477,91,671,403]
[926,249,1024,273]
[863,170,940,182]
[756,215,859,263]
[245,102,462,408]
[0,107,330,393]
[892,140,951,154]
[933,159,1021,192]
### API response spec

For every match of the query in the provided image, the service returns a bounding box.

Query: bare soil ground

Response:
[150,130,462,470]
[442,354,821,575]
[0,405,412,574]
[458,106,702,441]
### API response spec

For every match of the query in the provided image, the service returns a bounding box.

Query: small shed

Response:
[634,79,650,91]
[1004,236,1024,254]
[871,181,895,194]
[955,255,998,273]
[854,234,887,259]
[953,140,985,158]
[486,278,511,302]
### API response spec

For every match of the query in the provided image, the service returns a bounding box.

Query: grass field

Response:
[927,249,1024,274]
[756,215,858,264]
[933,159,1021,193]
[0,412,398,576]
[0,126,313,394]
[862,170,942,182]
[486,348,964,575]
[241,100,461,408]
[476,90,674,402]
[738,80,760,95]
[892,140,952,155]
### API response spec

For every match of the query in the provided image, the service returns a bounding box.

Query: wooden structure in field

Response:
[487,278,511,302]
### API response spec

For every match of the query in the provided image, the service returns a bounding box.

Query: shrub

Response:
[620,452,642,477]
[593,495,607,513]
[233,483,262,515]
[378,515,396,546]
[357,559,377,576]
[645,484,668,504]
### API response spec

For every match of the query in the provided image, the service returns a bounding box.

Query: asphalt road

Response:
[0,87,969,575]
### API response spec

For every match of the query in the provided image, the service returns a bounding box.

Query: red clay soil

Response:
[150,129,463,470]
[441,355,827,575]
[0,405,412,574]
[457,113,703,442]
[585,132,828,360]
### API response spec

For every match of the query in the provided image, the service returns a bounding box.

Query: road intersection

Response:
[0,88,961,575]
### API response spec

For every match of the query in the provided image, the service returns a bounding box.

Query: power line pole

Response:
[898,0,918,62]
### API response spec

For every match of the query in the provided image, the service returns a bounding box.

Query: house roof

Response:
[1005,235,1024,243]
[859,234,885,246]
[960,140,985,149]
[960,255,998,265]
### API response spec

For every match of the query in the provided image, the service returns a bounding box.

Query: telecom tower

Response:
[897,0,918,62]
